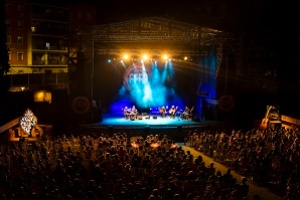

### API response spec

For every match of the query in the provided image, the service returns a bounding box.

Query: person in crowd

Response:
[1,125,296,199]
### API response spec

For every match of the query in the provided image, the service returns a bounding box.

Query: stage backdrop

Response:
[93,52,217,119]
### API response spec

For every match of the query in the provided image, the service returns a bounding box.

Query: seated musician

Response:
[182,106,190,120]
[188,106,194,120]
[159,106,167,118]
[168,105,177,118]
[124,106,130,119]
[130,105,138,119]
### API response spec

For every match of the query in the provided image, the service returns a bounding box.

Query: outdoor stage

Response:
[84,113,224,132]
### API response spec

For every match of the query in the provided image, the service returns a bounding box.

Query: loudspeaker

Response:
[153,116,157,119]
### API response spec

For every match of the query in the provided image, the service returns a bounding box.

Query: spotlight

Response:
[162,54,168,60]
[142,54,148,61]
[123,54,129,60]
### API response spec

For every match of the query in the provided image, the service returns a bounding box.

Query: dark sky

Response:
[31,0,300,31]
[80,0,300,31]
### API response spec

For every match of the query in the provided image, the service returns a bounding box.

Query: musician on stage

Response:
[182,106,190,120]
[159,106,167,118]
[130,105,138,119]
[182,106,194,120]
[124,106,130,119]
[168,105,177,118]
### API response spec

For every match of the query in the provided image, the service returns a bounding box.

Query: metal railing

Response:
[8,73,68,88]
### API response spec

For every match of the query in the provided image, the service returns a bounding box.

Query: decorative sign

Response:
[72,96,91,114]
[218,95,234,111]
[281,115,300,126]
[20,109,37,135]
[123,63,149,91]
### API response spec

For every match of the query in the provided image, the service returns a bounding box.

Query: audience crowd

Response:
[0,125,299,200]
[188,126,300,200]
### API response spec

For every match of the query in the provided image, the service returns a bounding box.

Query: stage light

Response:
[142,54,149,61]
[123,54,129,60]
[184,56,188,61]
[107,59,112,63]
[162,54,169,60]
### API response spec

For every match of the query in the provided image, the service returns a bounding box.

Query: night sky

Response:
[31,0,300,31]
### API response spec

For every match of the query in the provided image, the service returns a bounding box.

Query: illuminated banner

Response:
[281,115,300,126]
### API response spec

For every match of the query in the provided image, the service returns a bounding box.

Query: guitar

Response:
[189,106,194,114]
[189,106,194,118]
[259,105,274,130]
[169,106,178,115]
[159,107,166,115]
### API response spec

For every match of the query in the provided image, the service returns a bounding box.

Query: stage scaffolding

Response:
[68,17,243,123]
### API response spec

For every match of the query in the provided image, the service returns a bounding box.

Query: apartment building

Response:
[5,0,97,77]
[4,0,97,125]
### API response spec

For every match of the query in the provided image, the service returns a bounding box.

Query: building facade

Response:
[4,0,97,125]
[5,0,97,78]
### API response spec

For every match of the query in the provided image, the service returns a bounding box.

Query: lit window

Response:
[7,36,11,44]
[17,37,23,45]
[31,27,36,32]
[46,43,50,49]
[17,52,24,61]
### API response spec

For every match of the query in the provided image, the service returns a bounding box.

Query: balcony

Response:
[8,73,68,91]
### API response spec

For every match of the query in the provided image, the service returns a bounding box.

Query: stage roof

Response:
[74,17,231,56]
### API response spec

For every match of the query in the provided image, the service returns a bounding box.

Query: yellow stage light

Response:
[123,54,129,60]
[142,54,148,61]
[162,54,169,60]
